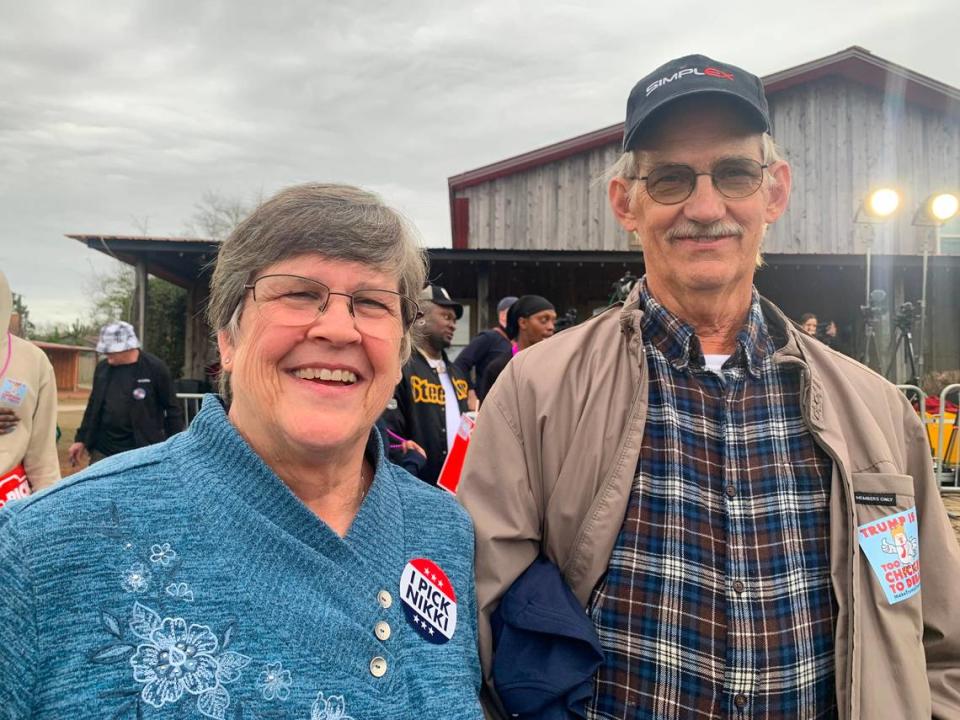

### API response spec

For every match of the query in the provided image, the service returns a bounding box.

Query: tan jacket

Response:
[458,289,960,720]
[0,271,60,491]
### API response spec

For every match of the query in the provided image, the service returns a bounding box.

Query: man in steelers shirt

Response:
[384,285,470,485]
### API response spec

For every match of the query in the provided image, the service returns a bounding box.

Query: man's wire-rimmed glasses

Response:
[244,274,421,338]
[636,157,769,205]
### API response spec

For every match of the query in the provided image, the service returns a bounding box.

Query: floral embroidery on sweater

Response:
[149,542,177,566]
[130,603,251,714]
[92,601,251,719]
[311,691,355,720]
[121,563,151,593]
[257,661,293,701]
[165,582,195,602]
[91,502,359,720]
[92,503,258,719]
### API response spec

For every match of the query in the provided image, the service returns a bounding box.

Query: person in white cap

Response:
[68,321,183,465]
[0,269,60,503]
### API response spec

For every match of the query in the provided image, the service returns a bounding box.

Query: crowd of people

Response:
[2,53,958,720]
[381,288,558,486]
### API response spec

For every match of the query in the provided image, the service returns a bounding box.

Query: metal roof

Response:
[67,234,219,288]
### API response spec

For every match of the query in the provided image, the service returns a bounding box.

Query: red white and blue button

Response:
[400,557,457,644]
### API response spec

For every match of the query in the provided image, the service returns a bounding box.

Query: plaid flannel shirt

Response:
[587,282,837,719]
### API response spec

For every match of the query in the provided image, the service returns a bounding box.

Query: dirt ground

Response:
[57,389,92,477]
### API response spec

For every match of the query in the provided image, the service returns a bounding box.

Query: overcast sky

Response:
[2,0,958,325]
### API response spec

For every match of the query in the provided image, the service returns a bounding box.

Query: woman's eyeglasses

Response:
[244,274,421,338]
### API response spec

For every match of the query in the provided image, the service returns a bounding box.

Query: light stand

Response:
[917,231,930,381]
[912,192,959,383]
[855,189,900,369]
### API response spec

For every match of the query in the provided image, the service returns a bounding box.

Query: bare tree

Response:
[84,265,135,328]
[130,214,151,235]
[182,190,262,240]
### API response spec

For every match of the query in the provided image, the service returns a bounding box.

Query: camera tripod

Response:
[884,320,919,388]
[861,320,882,371]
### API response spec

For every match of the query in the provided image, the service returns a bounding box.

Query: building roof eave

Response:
[447,123,624,192]
[67,234,219,288]
[447,47,960,193]
[762,45,960,112]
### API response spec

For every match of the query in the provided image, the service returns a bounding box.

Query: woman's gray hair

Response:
[208,183,427,396]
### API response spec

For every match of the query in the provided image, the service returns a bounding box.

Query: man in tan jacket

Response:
[459,54,960,719]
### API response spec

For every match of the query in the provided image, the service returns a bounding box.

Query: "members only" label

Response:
[400,557,457,644]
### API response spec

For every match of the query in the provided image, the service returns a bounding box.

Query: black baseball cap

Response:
[623,54,770,151]
[419,284,463,319]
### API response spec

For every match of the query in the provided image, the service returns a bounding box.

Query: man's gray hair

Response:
[609,133,784,185]
[207,183,427,396]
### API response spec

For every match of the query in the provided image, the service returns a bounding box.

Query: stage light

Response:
[927,192,959,223]
[909,191,959,382]
[865,188,901,218]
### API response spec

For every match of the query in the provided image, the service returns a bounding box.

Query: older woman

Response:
[0,184,484,719]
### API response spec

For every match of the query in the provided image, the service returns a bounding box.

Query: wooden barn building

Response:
[70,47,959,384]
[444,46,960,378]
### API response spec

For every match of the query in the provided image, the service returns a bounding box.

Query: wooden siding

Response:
[458,76,960,255]
[183,278,218,381]
[461,142,631,251]
[43,348,79,392]
[33,343,98,393]
[768,77,960,255]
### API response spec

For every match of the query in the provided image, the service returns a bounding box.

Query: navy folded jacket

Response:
[491,555,604,719]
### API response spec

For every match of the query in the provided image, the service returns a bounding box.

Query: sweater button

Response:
[370,656,388,678]
[374,621,391,641]
[377,590,392,609]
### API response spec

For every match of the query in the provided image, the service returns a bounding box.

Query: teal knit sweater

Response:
[0,397,483,719]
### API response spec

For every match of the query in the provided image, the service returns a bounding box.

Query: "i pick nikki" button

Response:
[399,558,457,644]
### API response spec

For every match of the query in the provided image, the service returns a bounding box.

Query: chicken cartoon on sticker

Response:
[400,557,457,644]
[858,507,921,604]
[882,522,918,565]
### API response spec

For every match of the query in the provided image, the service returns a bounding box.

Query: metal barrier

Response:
[176,393,206,425]
[896,384,959,493]
[895,384,927,410]
[896,384,931,443]
[935,384,960,492]
[896,385,932,443]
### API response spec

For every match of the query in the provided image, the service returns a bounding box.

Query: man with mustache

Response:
[459,54,960,719]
